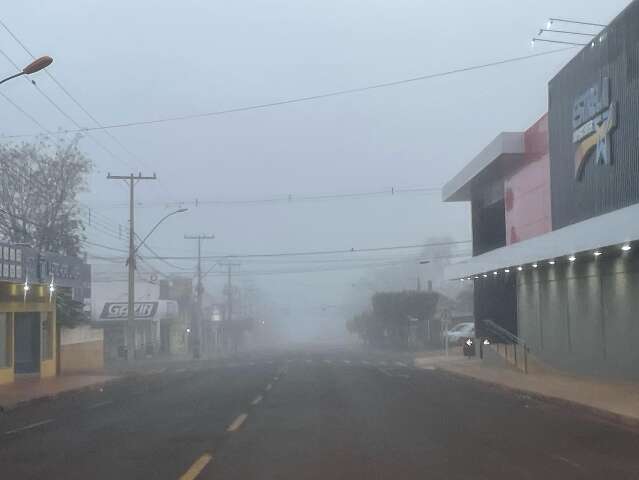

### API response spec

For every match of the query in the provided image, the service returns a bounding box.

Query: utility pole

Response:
[220,261,240,352]
[221,262,241,322]
[107,172,156,360]
[184,234,215,358]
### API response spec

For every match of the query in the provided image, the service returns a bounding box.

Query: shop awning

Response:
[446,201,639,280]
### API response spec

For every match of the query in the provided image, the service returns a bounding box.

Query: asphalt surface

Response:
[1,344,639,479]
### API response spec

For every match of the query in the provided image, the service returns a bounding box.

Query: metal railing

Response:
[480,319,529,374]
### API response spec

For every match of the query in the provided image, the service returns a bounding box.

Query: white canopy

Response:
[446,202,639,280]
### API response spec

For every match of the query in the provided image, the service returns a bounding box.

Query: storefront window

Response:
[41,313,53,360]
[0,313,12,368]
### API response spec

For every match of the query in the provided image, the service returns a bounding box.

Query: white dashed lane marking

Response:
[265,383,272,391]
[227,413,248,432]
[87,400,113,410]
[251,395,263,405]
[395,361,407,367]
[5,419,54,435]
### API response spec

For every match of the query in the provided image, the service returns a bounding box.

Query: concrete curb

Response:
[0,356,226,413]
[431,365,639,431]
[0,376,123,413]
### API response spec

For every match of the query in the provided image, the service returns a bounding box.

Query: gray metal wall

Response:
[548,0,639,230]
[518,252,639,380]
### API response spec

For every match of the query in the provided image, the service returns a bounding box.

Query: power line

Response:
[2,47,576,138]
[0,91,51,132]
[95,239,472,261]
[134,232,188,271]
[0,18,177,201]
[89,250,472,268]
[90,252,473,278]
[0,46,130,168]
[81,240,129,253]
[0,158,127,243]
[90,185,441,209]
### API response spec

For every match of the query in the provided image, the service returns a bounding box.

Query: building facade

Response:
[444,0,639,380]
[0,242,90,384]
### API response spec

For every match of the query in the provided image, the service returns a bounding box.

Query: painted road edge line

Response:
[251,395,263,405]
[179,453,213,480]
[5,419,54,435]
[227,413,249,432]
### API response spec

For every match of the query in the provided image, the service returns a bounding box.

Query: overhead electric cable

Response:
[1,47,576,138]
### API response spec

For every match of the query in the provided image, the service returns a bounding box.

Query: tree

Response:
[55,288,90,372]
[56,289,89,329]
[369,291,440,348]
[0,137,92,256]
[455,287,474,314]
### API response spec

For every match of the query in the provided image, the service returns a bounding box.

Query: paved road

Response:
[1,345,639,479]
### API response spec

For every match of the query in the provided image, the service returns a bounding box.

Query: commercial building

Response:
[444,1,639,379]
[0,242,90,384]
[97,300,183,361]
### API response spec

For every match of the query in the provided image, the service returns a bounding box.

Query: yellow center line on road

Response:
[227,413,248,432]
[178,453,213,480]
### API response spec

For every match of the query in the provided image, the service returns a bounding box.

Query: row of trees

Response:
[347,290,439,349]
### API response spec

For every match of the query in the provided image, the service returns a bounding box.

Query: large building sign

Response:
[100,302,159,321]
[572,77,617,179]
[0,242,90,292]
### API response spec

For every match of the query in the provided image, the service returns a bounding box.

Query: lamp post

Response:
[0,56,53,85]
[125,207,188,360]
[133,208,188,256]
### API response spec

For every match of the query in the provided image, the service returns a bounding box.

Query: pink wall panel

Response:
[505,115,552,245]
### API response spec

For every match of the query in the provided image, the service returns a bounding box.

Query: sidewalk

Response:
[0,373,119,411]
[414,351,639,427]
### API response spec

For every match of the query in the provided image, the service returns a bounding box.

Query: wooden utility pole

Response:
[107,172,156,360]
[184,234,215,357]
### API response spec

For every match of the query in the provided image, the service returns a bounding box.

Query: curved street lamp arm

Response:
[133,208,187,256]
[0,71,24,85]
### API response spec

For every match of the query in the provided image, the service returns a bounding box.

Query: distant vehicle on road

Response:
[444,322,475,346]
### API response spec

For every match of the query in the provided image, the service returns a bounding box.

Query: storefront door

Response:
[14,312,41,374]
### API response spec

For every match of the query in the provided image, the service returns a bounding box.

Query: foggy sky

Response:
[1,1,631,340]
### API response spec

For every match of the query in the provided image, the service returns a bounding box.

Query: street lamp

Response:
[0,56,53,85]
[417,259,431,291]
[133,208,188,256]
[124,207,187,361]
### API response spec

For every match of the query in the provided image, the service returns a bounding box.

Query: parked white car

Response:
[444,322,475,346]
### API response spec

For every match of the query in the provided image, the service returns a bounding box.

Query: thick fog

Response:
[0,0,630,342]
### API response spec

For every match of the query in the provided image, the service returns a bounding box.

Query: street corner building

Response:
[0,243,90,385]
[443,1,639,380]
